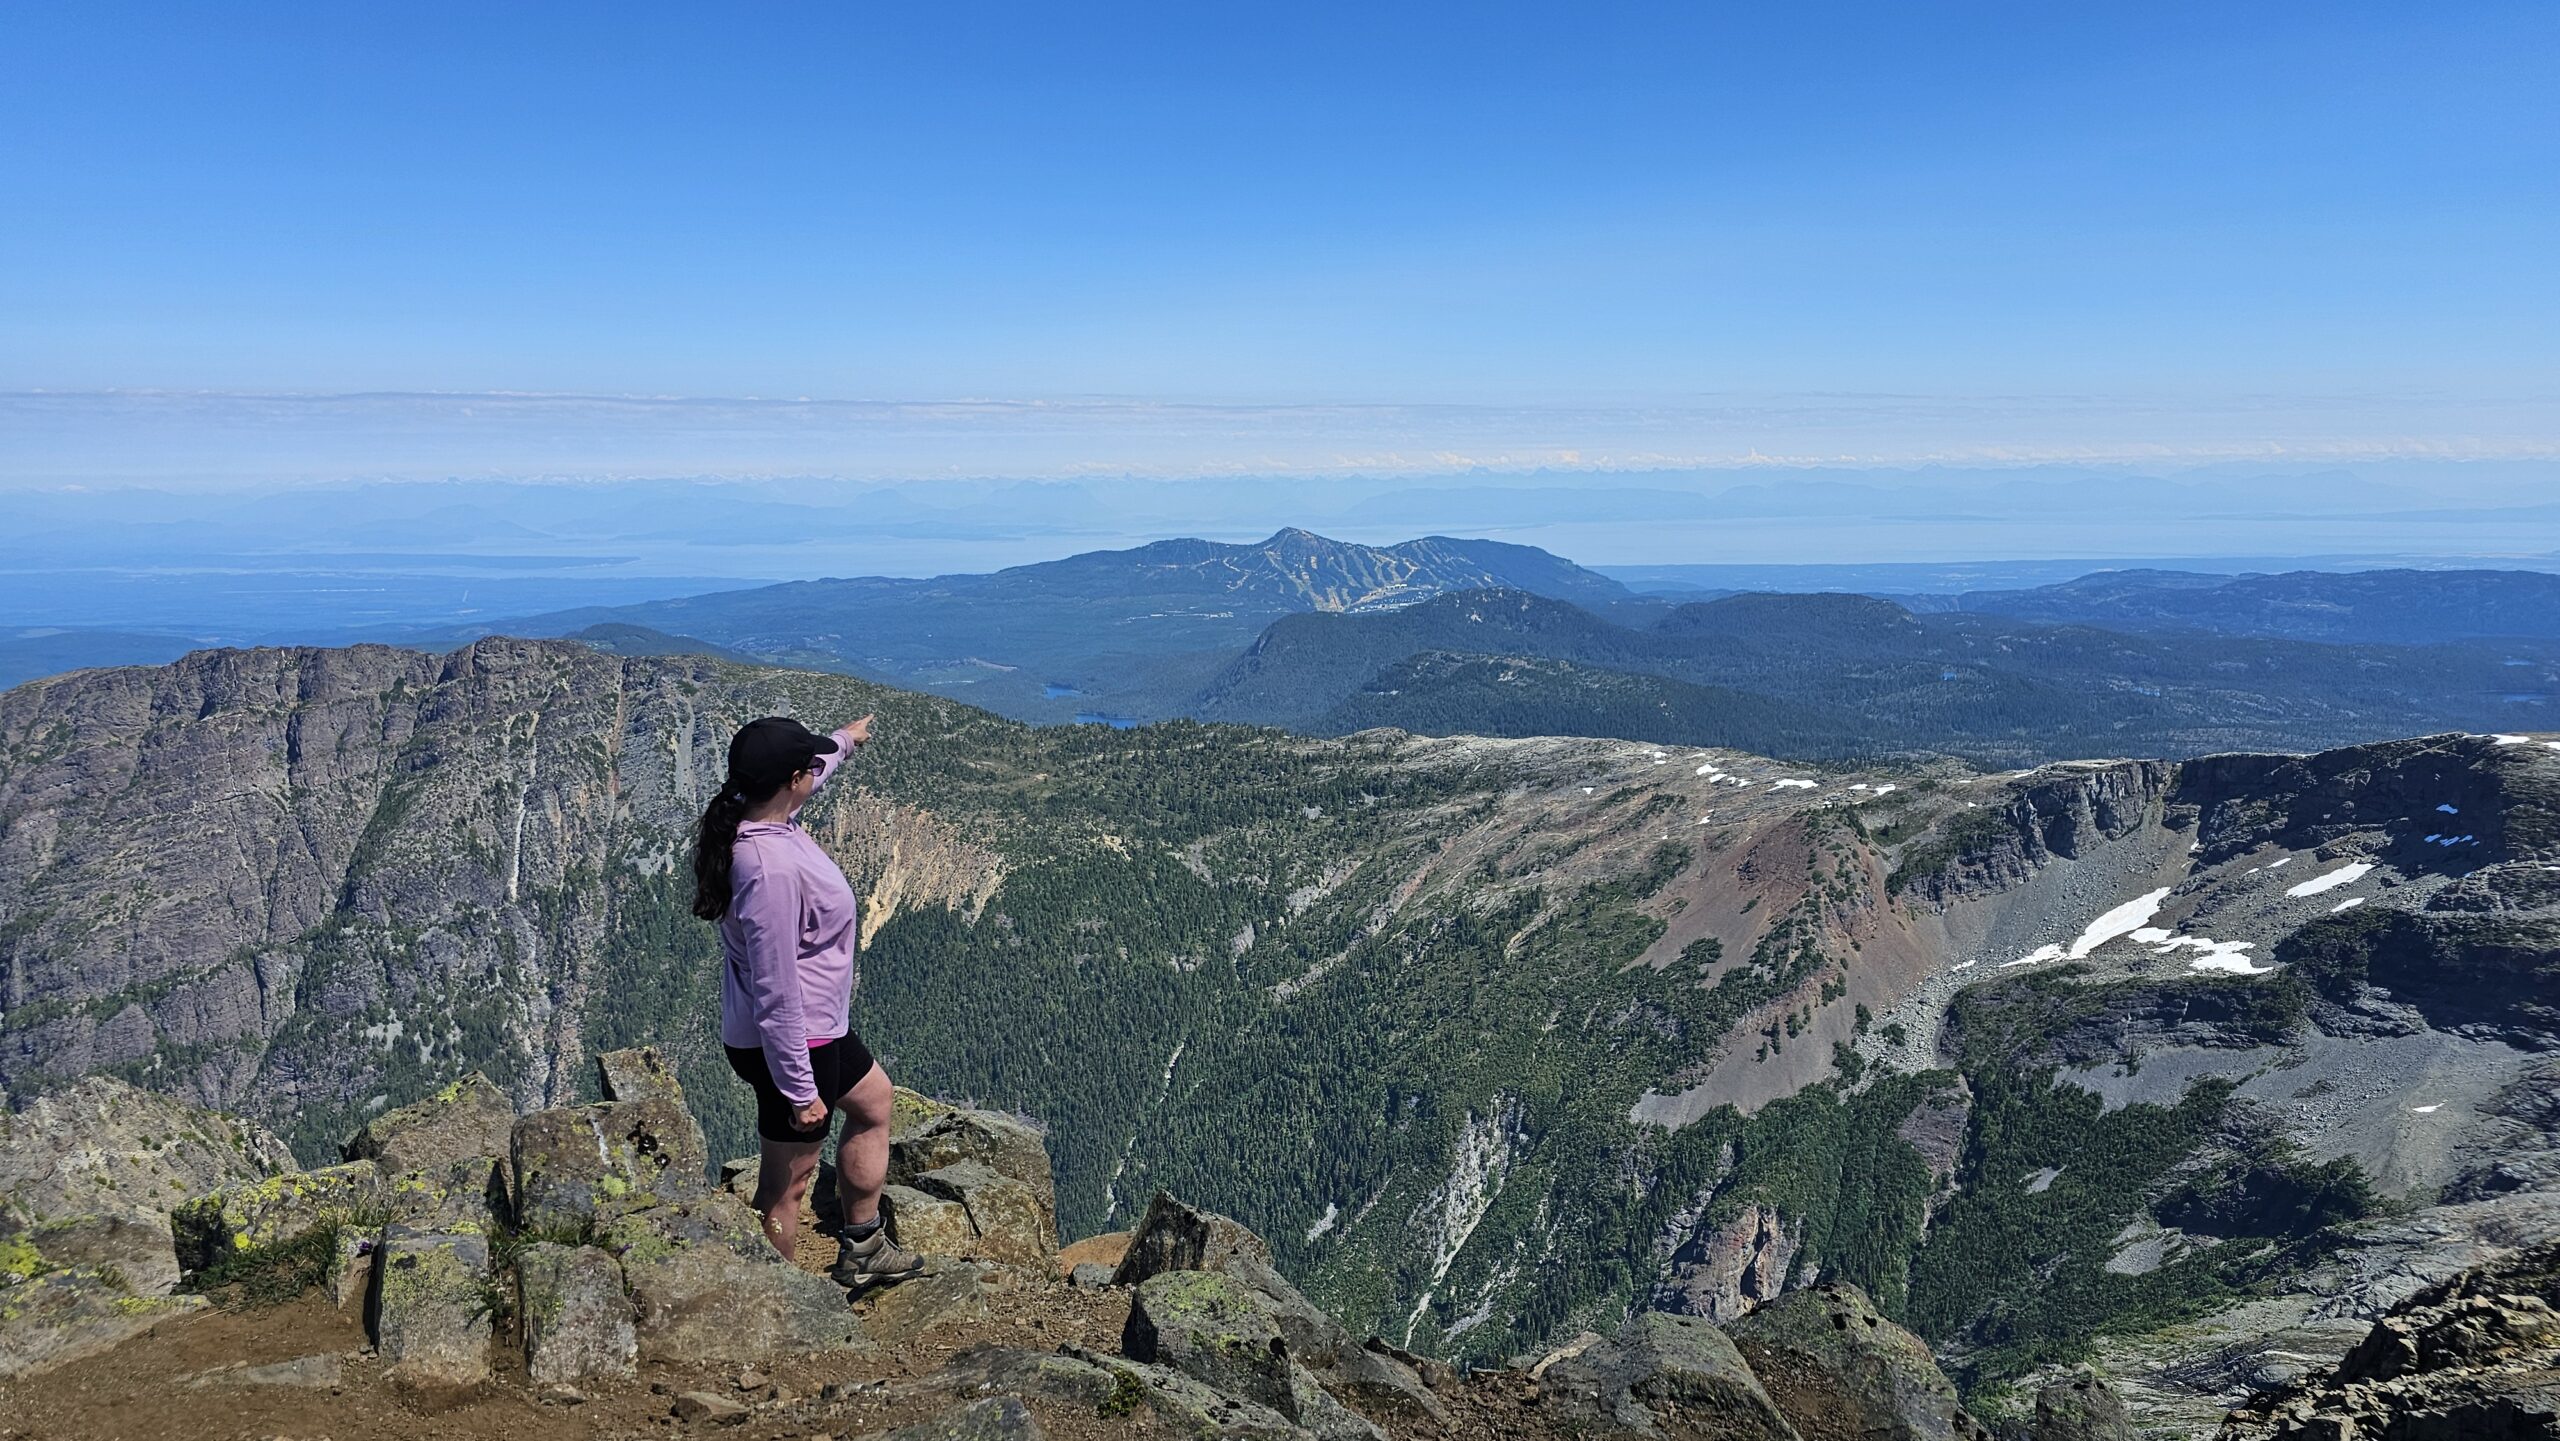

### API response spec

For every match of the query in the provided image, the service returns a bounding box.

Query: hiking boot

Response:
[830,1225,925,1290]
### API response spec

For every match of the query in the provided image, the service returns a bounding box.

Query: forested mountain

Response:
[1924,566,2560,644]
[1192,587,2560,764]
[5,638,2557,1430]
[403,528,1633,724]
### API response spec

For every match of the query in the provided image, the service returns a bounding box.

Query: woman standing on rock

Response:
[691,713,923,1289]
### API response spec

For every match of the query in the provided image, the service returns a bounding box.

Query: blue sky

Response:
[3,2,2555,473]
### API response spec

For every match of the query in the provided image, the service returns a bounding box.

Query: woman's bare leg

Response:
[832,1062,895,1227]
[752,1134,826,1260]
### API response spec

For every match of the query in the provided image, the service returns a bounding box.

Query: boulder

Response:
[857,1395,1046,1440]
[1535,1311,1800,1441]
[890,1110,1057,1239]
[595,1046,684,1104]
[379,1155,507,1233]
[170,1160,382,1277]
[343,1073,515,1178]
[516,1241,637,1384]
[886,1184,980,1257]
[1123,1269,1296,1415]
[1124,1269,1386,1439]
[1727,1284,1985,1441]
[372,1225,492,1388]
[509,1095,709,1231]
[0,1268,207,1381]
[1112,1191,1275,1288]
[909,1161,1055,1268]
[2023,1371,2133,1441]
[600,1195,865,1363]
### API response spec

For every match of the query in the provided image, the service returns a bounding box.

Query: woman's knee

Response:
[841,1062,895,1131]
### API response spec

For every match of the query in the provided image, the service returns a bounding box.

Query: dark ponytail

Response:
[691,776,784,920]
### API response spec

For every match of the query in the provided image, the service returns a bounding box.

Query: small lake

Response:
[1042,682,1084,698]
[1075,712,1142,728]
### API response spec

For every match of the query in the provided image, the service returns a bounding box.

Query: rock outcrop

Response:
[2220,1240,2560,1440]
[1726,1283,1990,1441]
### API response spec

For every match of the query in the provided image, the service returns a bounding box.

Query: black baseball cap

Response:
[725,716,838,794]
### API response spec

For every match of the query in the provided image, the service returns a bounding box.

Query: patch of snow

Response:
[1581,786,1595,795]
[2491,734,2529,745]
[2410,1104,2443,1114]
[2287,862,2373,898]
[2069,887,2174,958]
[2003,944,2067,969]
[1869,783,1897,796]
[1770,778,1816,791]
[2266,857,2294,870]
[2330,896,2367,913]
[1695,762,1720,776]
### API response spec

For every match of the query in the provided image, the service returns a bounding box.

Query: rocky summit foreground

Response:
[0,1046,2142,1441]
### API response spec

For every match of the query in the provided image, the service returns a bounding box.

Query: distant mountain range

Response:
[1912,566,2560,643]
[11,530,2560,764]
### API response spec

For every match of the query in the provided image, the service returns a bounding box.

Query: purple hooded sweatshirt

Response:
[717,723,861,1105]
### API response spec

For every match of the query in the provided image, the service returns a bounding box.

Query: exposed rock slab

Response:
[0,1268,206,1381]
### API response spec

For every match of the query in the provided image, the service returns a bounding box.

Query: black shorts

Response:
[725,1032,877,1143]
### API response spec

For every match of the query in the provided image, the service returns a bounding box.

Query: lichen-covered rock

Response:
[0,1268,207,1381]
[594,1046,684,1105]
[516,1241,636,1383]
[170,1160,382,1276]
[1124,1269,1296,1415]
[509,1096,709,1231]
[891,1086,957,1138]
[379,1155,506,1233]
[600,1195,865,1363]
[1123,1268,1388,1439]
[0,1076,294,1232]
[886,1184,979,1258]
[1728,1284,1985,1441]
[372,1224,492,1388]
[343,1072,514,1178]
[1536,1311,1800,1441]
[856,1396,1046,1441]
[910,1161,1054,1268]
[1112,1191,1274,1288]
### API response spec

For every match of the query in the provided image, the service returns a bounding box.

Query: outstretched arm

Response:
[806,713,873,795]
